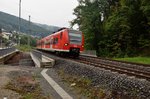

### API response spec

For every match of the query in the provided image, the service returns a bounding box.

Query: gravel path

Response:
[0,65,50,99]
[0,65,22,99]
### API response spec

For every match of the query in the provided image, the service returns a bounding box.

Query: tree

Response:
[20,35,37,47]
[72,0,150,57]
[72,0,103,55]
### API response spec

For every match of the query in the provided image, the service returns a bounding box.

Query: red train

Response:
[37,28,84,57]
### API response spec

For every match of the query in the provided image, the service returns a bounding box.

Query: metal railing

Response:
[80,50,97,56]
[0,47,17,57]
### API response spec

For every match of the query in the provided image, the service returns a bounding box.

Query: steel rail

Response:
[76,56,150,80]
[80,55,150,67]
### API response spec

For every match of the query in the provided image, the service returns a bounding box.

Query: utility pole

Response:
[18,0,21,46]
[0,37,2,48]
[0,28,2,48]
[28,15,31,46]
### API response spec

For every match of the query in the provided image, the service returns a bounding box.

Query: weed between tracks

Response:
[5,75,50,99]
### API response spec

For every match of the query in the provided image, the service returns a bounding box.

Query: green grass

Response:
[114,57,150,65]
[16,45,34,52]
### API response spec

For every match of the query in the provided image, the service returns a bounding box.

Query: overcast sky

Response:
[0,0,78,28]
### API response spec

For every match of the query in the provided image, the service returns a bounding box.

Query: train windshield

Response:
[69,30,82,45]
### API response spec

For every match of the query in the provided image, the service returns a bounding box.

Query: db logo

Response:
[74,45,77,47]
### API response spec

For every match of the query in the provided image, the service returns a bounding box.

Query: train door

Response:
[50,37,53,49]
[60,32,63,48]
[44,39,46,48]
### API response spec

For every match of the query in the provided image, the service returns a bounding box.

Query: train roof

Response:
[52,27,81,34]
[38,27,82,41]
[51,27,67,34]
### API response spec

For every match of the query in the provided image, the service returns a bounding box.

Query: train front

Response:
[67,29,84,56]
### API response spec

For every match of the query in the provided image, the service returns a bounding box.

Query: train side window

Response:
[53,38,58,44]
[46,41,50,45]
[53,38,56,44]
[42,42,44,45]
[56,38,58,44]
[48,40,50,45]
[50,39,53,44]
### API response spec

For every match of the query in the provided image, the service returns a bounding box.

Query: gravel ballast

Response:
[43,52,150,99]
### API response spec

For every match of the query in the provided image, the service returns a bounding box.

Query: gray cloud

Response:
[0,0,78,27]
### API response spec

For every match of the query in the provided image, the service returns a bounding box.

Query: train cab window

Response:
[69,30,82,45]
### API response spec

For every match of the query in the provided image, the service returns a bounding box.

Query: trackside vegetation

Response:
[114,57,150,65]
[71,0,150,57]
[16,45,33,52]
[16,34,38,52]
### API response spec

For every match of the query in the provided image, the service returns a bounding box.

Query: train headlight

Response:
[64,43,68,46]
[82,45,84,48]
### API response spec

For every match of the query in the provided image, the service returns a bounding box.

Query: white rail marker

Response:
[41,69,73,99]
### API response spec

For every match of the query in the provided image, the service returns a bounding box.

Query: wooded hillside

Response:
[0,11,60,37]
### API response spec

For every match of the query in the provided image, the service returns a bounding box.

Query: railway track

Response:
[80,55,150,72]
[73,55,150,80]
[38,50,150,80]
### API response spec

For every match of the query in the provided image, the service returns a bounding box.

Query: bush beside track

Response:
[16,45,34,52]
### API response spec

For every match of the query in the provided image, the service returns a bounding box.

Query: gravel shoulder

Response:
[46,68,86,99]
[41,52,150,99]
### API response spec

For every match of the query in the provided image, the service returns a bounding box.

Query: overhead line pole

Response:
[18,0,21,46]
[28,15,31,46]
